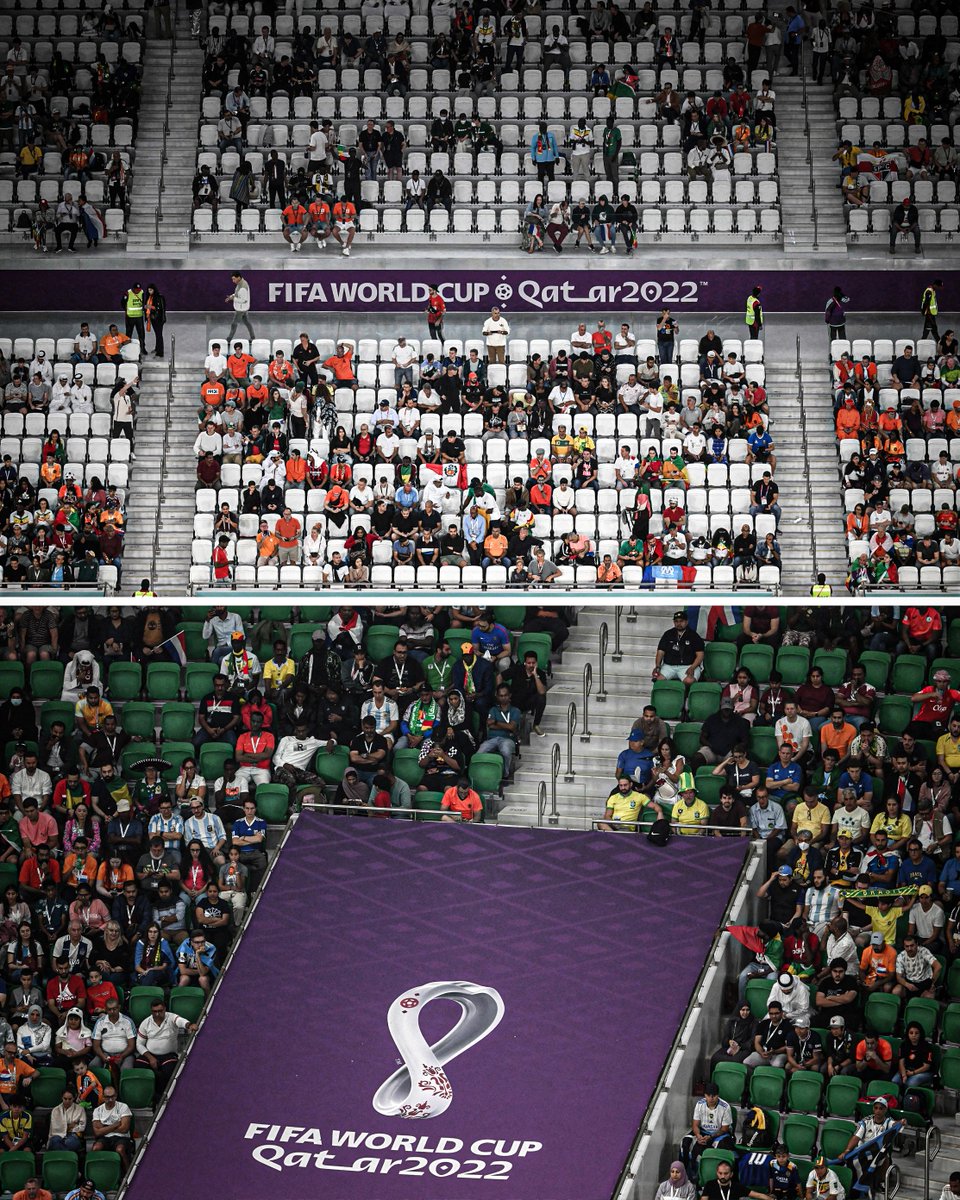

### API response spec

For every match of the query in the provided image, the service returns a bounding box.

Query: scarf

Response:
[408,699,440,737]
[460,659,477,696]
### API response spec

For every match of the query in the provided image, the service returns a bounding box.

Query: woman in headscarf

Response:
[0,687,38,750]
[418,690,477,791]
[61,649,102,703]
[336,767,370,812]
[710,1001,759,1072]
[54,1007,93,1069]
[230,157,255,219]
[655,1162,697,1200]
[16,1003,54,1066]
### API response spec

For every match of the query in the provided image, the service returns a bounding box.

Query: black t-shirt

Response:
[767,880,800,925]
[196,896,231,924]
[703,1180,744,1200]
[754,1015,792,1054]
[700,711,751,756]
[817,975,860,1025]
[349,732,388,761]
[656,626,705,665]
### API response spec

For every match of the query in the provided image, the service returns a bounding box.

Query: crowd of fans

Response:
[0,325,144,590]
[834,316,960,591]
[0,600,563,1193]
[190,313,783,588]
[2,9,143,246]
[623,604,960,1199]
[191,0,782,243]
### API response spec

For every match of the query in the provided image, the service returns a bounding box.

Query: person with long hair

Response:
[180,840,212,902]
[6,920,43,984]
[132,921,175,988]
[91,919,131,989]
[144,282,166,358]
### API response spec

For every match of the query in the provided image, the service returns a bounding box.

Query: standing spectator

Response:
[425,285,446,341]
[745,286,763,339]
[601,115,622,191]
[481,308,510,365]
[225,273,254,342]
[144,284,166,359]
[530,122,560,184]
[263,150,286,209]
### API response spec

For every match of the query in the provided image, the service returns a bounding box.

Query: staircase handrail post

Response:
[796,334,819,580]
[625,604,638,625]
[581,663,593,741]
[548,743,560,825]
[923,1122,941,1200]
[597,622,608,702]
[564,703,577,782]
[612,605,624,662]
[537,780,547,826]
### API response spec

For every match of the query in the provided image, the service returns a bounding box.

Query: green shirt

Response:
[602,126,622,158]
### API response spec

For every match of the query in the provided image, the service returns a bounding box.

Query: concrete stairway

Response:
[120,354,198,593]
[498,606,664,830]
[775,74,848,255]
[763,350,847,593]
[126,6,203,254]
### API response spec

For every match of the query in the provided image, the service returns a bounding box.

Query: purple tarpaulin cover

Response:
[127,814,746,1200]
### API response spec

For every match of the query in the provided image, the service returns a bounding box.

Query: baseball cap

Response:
[720,696,734,709]
[870,931,885,947]
[919,884,933,896]
[627,728,643,740]
[672,610,687,620]
[777,865,793,877]
[872,1096,889,1109]
[829,1015,845,1028]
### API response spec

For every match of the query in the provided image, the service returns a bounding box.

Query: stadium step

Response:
[775,77,848,253]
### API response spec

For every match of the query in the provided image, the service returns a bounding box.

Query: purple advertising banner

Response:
[127,815,746,1200]
[1,268,956,314]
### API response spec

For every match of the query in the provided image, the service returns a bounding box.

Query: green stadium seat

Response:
[942,1002,960,1043]
[288,623,318,660]
[0,1150,35,1194]
[391,748,424,788]
[857,652,891,692]
[492,606,525,631]
[128,986,165,1025]
[672,723,702,760]
[785,1070,823,1114]
[948,961,960,1002]
[698,1149,736,1186]
[748,1065,785,1109]
[931,657,960,684]
[948,621,960,657]
[314,745,350,784]
[749,726,778,765]
[146,663,181,701]
[169,986,206,1023]
[414,791,445,822]
[175,622,209,661]
[298,606,332,623]
[704,642,738,682]
[687,683,723,722]
[159,741,196,783]
[717,622,742,643]
[0,862,18,892]
[84,1151,124,1193]
[824,1077,860,1118]
[92,1066,112,1089]
[30,1066,67,1107]
[107,661,142,701]
[29,660,64,699]
[118,701,156,741]
[811,649,847,688]
[864,993,900,1034]
[119,742,151,780]
[693,769,724,808]
[711,1062,747,1106]
[468,753,503,798]
[119,1066,156,1108]
[38,700,74,735]
[941,1047,960,1093]
[160,702,197,742]
[651,680,685,721]
[41,1151,78,1194]
[865,1080,899,1103]
[903,997,939,1039]
[198,741,234,784]
[890,655,927,695]
[739,644,774,683]
[745,977,775,1019]
[781,1113,819,1158]
[184,662,218,702]
[877,696,913,737]
[775,646,811,687]
[819,1119,856,1160]
[365,624,401,663]
[516,633,552,671]
[0,661,24,698]
[254,783,290,823]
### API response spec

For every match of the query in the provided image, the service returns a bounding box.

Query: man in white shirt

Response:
[404,169,426,212]
[70,373,93,413]
[135,999,197,1092]
[92,1087,134,1168]
[203,344,228,379]
[481,307,510,364]
[92,999,137,1074]
[252,25,276,63]
[374,400,400,433]
[273,721,325,794]
[72,324,98,363]
[617,373,643,412]
[184,799,227,865]
[375,429,400,461]
[194,421,223,458]
[392,337,417,389]
[570,322,592,355]
[47,372,72,412]
[775,701,813,763]
[569,121,593,179]
[613,323,637,364]
[553,479,577,513]
[307,121,328,173]
[548,380,575,410]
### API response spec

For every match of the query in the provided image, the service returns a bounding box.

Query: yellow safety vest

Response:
[923,287,938,316]
[125,289,144,317]
[745,296,760,325]
[811,583,832,597]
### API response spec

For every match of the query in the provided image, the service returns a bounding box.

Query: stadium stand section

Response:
[189,0,783,247]
[832,328,960,591]
[0,4,146,248]
[0,601,568,1194]
[183,324,787,592]
[0,331,141,592]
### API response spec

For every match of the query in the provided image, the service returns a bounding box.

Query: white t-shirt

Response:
[807,1168,845,1200]
[775,714,813,749]
[482,317,510,346]
[393,343,417,369]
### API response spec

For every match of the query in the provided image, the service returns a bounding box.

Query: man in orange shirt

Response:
[331,196,357,256]
[323,343,357,388]
[227,343,256,382]
[98,325,131,363]
[255,522,279,562]
[482,522,510,568]
[268,352,294,388]
[820,707,857,761]
[859,931,897,994]
[306,196,331,249]
[199,370,225,408]
[274,508,301,566]
[285,449,307,489]
[246,374,268,407]
[281,198,308,251]
[441,779,482,823]
[835,397,860,440]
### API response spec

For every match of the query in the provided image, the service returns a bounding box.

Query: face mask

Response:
[10,699,21,707]
[798,841,810,852]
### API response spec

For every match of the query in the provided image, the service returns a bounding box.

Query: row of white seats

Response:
[838,123,954,150]
[0,38,142,62]
[848,208,960,234]
[211,335,763,366]
[2,12,143,34]
[6,459,129,488]
[6,362,139,388]
[0,413,117,437]
[830,338,938,362]
[2,337,140,363]
[845,487,956,512]
[847,179,959,205]
[0,436,131,463]
[838,437,960,464]
[839,96,960,120]
[196,206,782,237]
[851,563,960,591]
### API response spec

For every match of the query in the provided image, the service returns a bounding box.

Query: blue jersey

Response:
[768,1160,802,1198]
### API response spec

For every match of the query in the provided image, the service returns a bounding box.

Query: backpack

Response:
[647,817,672,847]
[740,1106,775,1150]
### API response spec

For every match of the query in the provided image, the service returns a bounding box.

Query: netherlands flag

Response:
[686,605,743,641]
[159,631,188,667]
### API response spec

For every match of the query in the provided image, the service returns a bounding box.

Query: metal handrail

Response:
[612,606,624,663]
[625,605,638,624]
[597,622,608,702]
[150,333,174,582]
[923,1121,941,1200]
[537,780,547,826]
[879,1156,900,1200]
[581,663,593,740]
[154,11,177,248]
[564,703,577,781]
[796,333,820,581]
[589,818,751,835]
[300,800,462,820]
[799,55,819,251]
[548,742,560,825]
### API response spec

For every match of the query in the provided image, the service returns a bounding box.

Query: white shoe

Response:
[343,246,350,256]
[317,238,325,250]
[289,242,295,252]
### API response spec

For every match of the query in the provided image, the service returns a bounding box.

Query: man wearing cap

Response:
[616,728,656,788]
[807,1157,844,1200]
[652,611,704,685]
[815,956,860,1028]
[757,864,803,930]
[671,777,709,836]
[822,1015,855,1077]
[859,931,897,994]
[893,932,940,998]
[220,632,262,697]
[785,1019,822,1075]
[907,881,945,951]
[65,1182,105,1200]
[908,670,960,739]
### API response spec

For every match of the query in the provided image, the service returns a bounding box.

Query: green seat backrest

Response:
[254,783,290,823]
[745,977,775,1019]
[687,682,722,722]
[651,679,685,721]
[392,748,424,788]
[704,642,738,682]
[107,661,141,701]
[146,662,181,701]
[739,644,774,683]
[169,986,206,1022]
[672,722,702,760]
[314,745,350,784]
[693,769,723,808]
[29,660,65,699]
[877,696,913,736]
[119,1066,156,1109]
[857,651,891,692]
[184,662,218,702]
[175,623,209,662]
[159,741,196,783]
[414,791,445,822]
[0,662,24,698]
[198,741,234,782]
[775,646,811,687]
[39,700,75,735]
[812,649,847,688]
[160,701,197,742]
[492,606,526,631]
[365,624,402,664]
[31,1066,67,1107]
[516,633,552,671]
[749,726,778,766]
[84,1150,124,1192]
[128,985,165,1025]
[469,753,504,794]
[0,1150,35,1193]
[118,701,156,741]
[891,654,927,695]
[41,1151,78,1194]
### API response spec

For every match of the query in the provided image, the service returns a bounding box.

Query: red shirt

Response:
[45,972,87,1014]
[427,293,446,325]
[18,857,61,891]
[914,687,960,726]
[591,329,612,353]
[235,730,275,769]
[333,200,357,223]
[903,607,942,643]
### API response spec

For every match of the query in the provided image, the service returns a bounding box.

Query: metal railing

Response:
[150,334,174,583]
[155,15,178,248]
[796,333,820,581]
[597,621,609,702]
[800,56,819,251]
[564,703,577,781]
[922,1121,941,1200]
[537,779,547,825]
[612,606,624,663]
[589,818,752,835]
[547,742,561,825]
[581,663,593,740]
